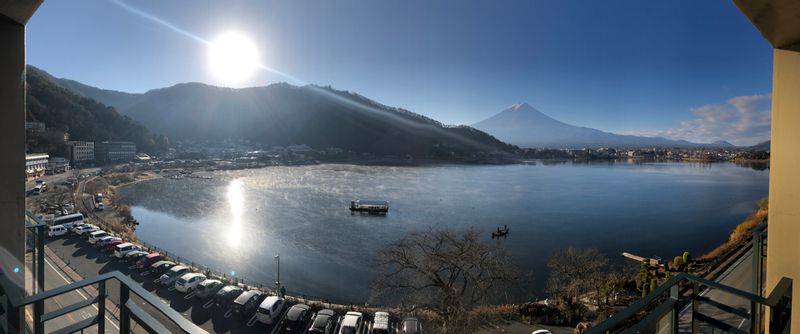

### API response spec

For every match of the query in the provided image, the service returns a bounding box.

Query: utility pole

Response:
[274,253,280,290]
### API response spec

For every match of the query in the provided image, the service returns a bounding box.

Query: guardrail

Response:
[586,272,791,334]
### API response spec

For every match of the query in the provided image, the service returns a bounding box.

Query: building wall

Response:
[766,48,800,329]
[68,141,94,162]
[95,141,136,162]
[0,13,27,290]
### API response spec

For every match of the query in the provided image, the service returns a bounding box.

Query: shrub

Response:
[682,252,691,265]
[673,256,683,269]
[650,279,658,293]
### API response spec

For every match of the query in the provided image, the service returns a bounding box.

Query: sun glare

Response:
[208,32,259,84]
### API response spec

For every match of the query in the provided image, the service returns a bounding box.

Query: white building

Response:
[25,153,48,179]
[67,141,94,163]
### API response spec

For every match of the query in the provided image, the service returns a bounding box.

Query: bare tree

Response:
[547,247,609,319]
[372,228,518,333]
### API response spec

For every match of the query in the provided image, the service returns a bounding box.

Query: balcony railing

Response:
[0,212,208,334]
[588,224,790,334]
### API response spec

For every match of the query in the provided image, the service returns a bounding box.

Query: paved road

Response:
[678,249,754,333]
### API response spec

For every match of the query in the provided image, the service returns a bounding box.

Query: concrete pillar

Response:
[766,47,800,330]
[0,13,27,284]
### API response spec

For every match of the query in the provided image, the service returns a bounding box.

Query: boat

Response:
[350,199,389,214]
[492,227,510,238]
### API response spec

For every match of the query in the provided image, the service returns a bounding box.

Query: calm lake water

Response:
[119,162,768,303]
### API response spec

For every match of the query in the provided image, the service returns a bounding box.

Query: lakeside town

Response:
[25,118,770,181]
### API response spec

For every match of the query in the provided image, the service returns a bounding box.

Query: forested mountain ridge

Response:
[26,65,168,155]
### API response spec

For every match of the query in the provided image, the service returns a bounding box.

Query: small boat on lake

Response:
[350,199,389,214]
[492,227,510,238]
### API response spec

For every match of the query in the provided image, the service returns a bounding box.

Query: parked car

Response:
[97,236,122,249]
[103,239,125,252]
[195,279,224,299]
[96,203,105,211]
[399,317,422,334]
[256,295,286,324]
[124,250,149,263]
[135,253,162,269]
[531,331,552,334]
[87,230,109,244]
[281,303,311,333]
[339,312,364,334]
[232,290,265,317]
[158,265,190,286]
[114,243,141,259]
[214,285,244,308]
[308,309,337,334]
[68,222,86,233]
[371,312,391,334]
[74,225,98,236]
[149,261,176,275]
[47,225,68,237]
[175,273,206,293]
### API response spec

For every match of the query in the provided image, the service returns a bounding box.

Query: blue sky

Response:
[26,1,773,145]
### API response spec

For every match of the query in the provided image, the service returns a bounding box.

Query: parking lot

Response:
[45,233,397,334]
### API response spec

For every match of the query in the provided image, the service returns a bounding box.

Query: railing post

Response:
[34,223,46,334]
[6,298,21,333]
[34,297,44,334]
[691,282,699,333]
[750,299,759,334]
[670,284,679,334]
[98,280,106,333]
[120,283,130,333]
[36,224,44,292]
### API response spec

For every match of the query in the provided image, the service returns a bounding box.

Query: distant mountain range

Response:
[749,140,770,151]
[39,66,514,157]
[473,103,737,149]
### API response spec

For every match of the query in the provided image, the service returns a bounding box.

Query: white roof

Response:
[342,312,363,326]
[115,242,134,249]
[373,312,390,329]
[179,272,205,280]
[259,295,284,309]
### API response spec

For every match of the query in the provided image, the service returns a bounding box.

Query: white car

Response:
[158,265,190,286]
[113,243,140,258]
[372,311,391,334]
[47,225,67,237]
[174,273,206,293]
[87,230,109,244]
[75,225,98,235]
[339,312,364,334]
[256,296,286,325]
[532,330,553,334]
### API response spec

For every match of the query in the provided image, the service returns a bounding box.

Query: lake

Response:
[118,161,768,304]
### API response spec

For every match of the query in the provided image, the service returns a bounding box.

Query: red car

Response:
[135,252,162,270]
[104,239,126,252]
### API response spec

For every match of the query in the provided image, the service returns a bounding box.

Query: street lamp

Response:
[274,253,280,288]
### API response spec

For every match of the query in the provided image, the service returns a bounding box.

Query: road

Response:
[678,249,754,333]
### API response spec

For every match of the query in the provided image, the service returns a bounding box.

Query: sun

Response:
[208,32,259,84]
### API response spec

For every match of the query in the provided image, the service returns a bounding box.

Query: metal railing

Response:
[586,273,791,334]
[0,212,208,334]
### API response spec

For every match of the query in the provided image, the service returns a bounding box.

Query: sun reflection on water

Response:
[226,179,244,248]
